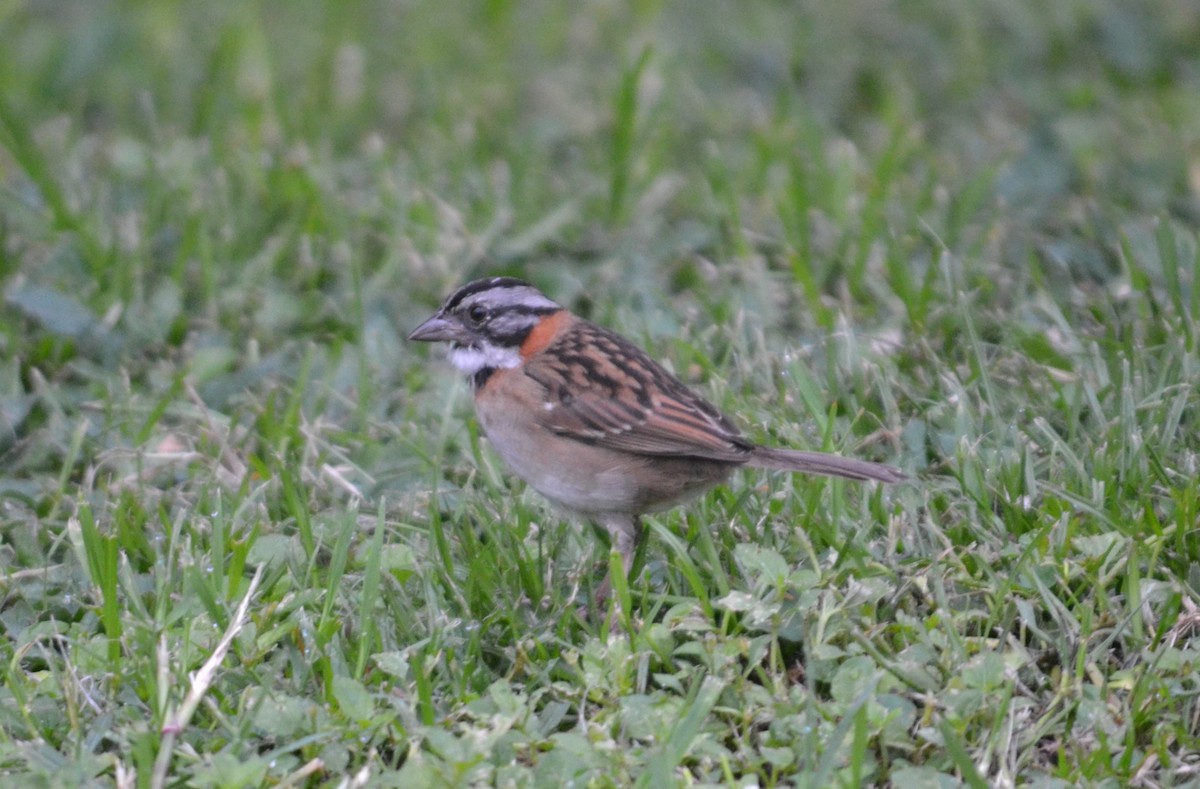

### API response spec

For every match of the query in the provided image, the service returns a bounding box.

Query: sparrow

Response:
[409,277,905,610]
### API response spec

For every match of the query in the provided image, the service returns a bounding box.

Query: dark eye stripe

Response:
[458,304,564,348]
[485,304,562,318]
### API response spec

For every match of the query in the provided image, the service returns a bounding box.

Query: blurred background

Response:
[4,0,1197,486]
[2,1,1200,784]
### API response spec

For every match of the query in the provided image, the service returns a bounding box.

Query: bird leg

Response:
[589,514,643,626]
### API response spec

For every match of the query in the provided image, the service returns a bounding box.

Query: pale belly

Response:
[475,391,733,516]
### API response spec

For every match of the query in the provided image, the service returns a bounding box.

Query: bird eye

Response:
[466,305,488,324]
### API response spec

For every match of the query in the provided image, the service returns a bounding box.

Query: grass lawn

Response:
[2,0,1199,786]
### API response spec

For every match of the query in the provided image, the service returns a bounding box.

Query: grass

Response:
[1,0,1199,786]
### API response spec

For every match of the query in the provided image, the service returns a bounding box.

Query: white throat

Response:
[449,343,521,376]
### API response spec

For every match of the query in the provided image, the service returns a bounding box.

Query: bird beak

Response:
[408,314,472,344]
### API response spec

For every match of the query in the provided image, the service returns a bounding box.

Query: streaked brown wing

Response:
[523,318,755,462]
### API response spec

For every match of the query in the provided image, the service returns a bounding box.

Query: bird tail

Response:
[746,447,906,483]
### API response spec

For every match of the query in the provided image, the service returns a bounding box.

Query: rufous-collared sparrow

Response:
[409,277,905,607]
